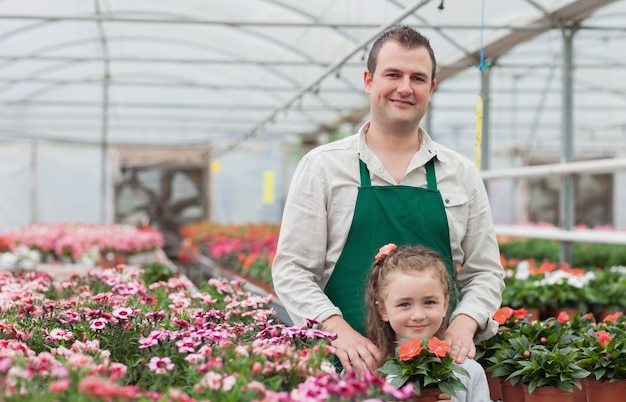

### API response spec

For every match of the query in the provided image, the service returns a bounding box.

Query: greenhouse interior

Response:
[1,1,626,401]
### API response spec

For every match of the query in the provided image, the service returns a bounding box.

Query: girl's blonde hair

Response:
[365,245,451,360]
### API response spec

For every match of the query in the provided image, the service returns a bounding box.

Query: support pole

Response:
[559,27,575,265]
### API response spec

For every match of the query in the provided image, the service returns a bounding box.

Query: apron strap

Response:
[359,159,371,187]
[426,158,437,191]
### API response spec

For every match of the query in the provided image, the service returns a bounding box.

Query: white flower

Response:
[610,265,626,274]
[540,270,568,286]
[515,260,530,280]
[567,275,587,289]
[0,253,17,270]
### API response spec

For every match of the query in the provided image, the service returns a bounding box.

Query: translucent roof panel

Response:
[0,0,622,160]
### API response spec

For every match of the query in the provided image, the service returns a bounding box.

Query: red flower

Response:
[603,312,623,323]
[557,311,570,323]
[595,330,612,346]
[427,337,452,358]
[512,308,528,319]
[399,338,423,361]
[493,307,514,325]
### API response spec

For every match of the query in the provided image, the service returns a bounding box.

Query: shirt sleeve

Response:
[271,155,342,326]
[450,163,505,343]
[453,359,491,402]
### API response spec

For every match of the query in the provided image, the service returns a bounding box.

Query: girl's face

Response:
[375,269,448,342]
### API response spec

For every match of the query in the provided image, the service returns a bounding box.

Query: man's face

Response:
[364,41,436,131]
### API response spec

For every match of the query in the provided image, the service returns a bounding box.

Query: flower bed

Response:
[178,222,278,287]
[501,257,626,319]
[0,265,419,401]
[477,307,626,395]
[0,223,164,269]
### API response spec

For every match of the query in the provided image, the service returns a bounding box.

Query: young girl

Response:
[366,244,491,402]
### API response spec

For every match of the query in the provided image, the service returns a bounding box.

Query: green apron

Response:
[324,158,456,336]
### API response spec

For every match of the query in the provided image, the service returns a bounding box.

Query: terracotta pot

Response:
[584,378,626,402]
[525,307,541,322]
[413,387,441,401]
[523,385,574,402]
[572,380,586,402]
[501,379,525,402]
[488,375,503,401]
[100,251,128,269]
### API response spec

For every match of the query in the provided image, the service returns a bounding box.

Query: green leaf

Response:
[388,374,410,389]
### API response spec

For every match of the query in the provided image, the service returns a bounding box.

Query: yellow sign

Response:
[210,160,221,173]
[474,95,483,170]
[262,171,275,205]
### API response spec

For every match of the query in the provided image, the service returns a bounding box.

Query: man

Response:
[272,25,504,378]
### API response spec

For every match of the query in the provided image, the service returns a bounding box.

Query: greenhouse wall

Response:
[0,140,297,232]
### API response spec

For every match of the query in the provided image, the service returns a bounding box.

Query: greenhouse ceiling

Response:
[0,0,624,158]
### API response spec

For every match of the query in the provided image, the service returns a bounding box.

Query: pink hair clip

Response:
[375,243,397,261]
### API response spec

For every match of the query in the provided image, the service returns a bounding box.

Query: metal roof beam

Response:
[4,56,625,69]
[437,0,618,81]
[0,14,622,31]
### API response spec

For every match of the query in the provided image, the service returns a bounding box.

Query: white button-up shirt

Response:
[272,123,504,341]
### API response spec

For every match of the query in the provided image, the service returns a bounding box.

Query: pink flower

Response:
[46,328,75,342]
[148,356,174,374]
[139,337,159,349]
[222,374,237,391]
[66,353,94,369]
[90,318,108,332]
[247,380,265,392]
[251,361,262,375]
[49,378,71,393]
[176,337,199,353]
[78,377,141,399]
[112,307,134,320]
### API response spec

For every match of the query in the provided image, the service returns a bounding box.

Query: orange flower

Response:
[399,338,423,361]
[427,337,452,358]
[530,259,556,275]
[595,330,612,346]
[493,307,514,325]
[375,243,397,261]
[512,308,528,319]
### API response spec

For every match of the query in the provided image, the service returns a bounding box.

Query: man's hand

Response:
[443,314,478,364]
[322,315,383,376]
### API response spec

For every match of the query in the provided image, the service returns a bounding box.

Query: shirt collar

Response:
[358,121,448,165]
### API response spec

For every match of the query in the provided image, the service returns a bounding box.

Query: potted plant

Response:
[487,317,587,402]
[577,316,626,399]
[588,268,626,320]
[487,334,531,402]
[475,306,530,401]
[514,343,589,398]
[378,336,469,399]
